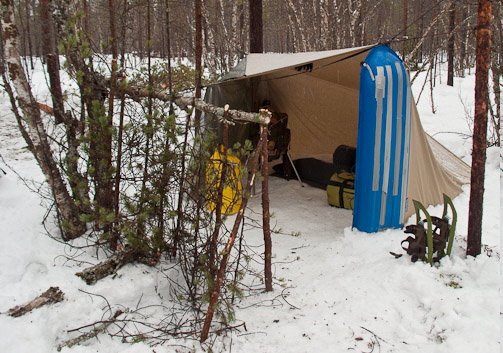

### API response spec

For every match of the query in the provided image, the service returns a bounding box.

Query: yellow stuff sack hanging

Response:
[206,147,243,215]
[326,172,355,209]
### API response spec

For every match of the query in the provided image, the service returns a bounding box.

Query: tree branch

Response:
[57,310,123,351]
[76,247,158,285]
[6,287,64,317]
[113,82,271,125]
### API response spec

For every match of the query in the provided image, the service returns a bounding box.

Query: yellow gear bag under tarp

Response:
[206,147,243,215]
[326,172,355,209]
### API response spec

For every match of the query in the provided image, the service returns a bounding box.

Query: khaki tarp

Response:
[206,45,470,220]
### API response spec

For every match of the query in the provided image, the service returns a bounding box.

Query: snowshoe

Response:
[399,194,457,265]
[401,224,426,262]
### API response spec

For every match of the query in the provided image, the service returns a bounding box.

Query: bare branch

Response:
[6,287,64,317]
[114,82,271,125]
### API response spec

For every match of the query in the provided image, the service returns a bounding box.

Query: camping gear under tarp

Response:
[332,145,356,172]
[327,172,355,209]
[290,158,338,188]
[204,44,470,232]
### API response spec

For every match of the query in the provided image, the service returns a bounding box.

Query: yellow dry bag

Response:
[206,147,243,215]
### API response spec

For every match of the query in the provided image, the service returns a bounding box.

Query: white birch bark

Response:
[320,0,330,49]
[1,1,86,240]
[286,0,307,52]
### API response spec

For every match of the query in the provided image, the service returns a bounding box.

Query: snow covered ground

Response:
[0,62,500,353]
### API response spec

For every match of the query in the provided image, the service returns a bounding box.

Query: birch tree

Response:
[1,0,86,240]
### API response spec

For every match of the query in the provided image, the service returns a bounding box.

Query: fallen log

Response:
[6,286,64,317]
[76,247,158,285]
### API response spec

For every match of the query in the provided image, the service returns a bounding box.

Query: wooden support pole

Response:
[200,125,267,343]
[260,125,273,292]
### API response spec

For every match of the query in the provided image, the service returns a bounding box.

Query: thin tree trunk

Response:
[1,1,86,240]
[82,0,90,38]
[261,125,272,292]
[286,1,300,52]
[172,110,190,257]
[113,95,126,246]
[360,0,367,45]
[0,37,34,151]
[430,57,436,114]
[467,0,492,257]
[136,0,154,241]
[52,0,114,236]
[238,1,245,53]
[200,121,268,343]
[447,1,456,87]
[490,2,501,147]
[112,7,129,238]
[249,0,263,53]
[108,0,120,250]
[459,6,469,74]
[47,0,92,216]
[320,0,330,49]
[172,86,190,257]
[194,0,203,131]
[23,0,33,69]
[40,0,65,124]
[156,0,175,253]
[230,0,243,58]
[286,0,307,52]
[208,122,229,281]
[402,0,408,59]
[348,0,363,48]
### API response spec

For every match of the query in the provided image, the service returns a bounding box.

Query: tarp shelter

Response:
[204,44,470,233]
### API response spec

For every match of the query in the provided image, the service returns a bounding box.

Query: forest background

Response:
[12,0,503,80]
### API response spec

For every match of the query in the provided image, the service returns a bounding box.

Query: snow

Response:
[0,62,500,353]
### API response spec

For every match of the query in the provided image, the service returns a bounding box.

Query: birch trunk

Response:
[1,0,86,240]
[320,0,330,49]
[288,0,307,52]
[286,1,301,52]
